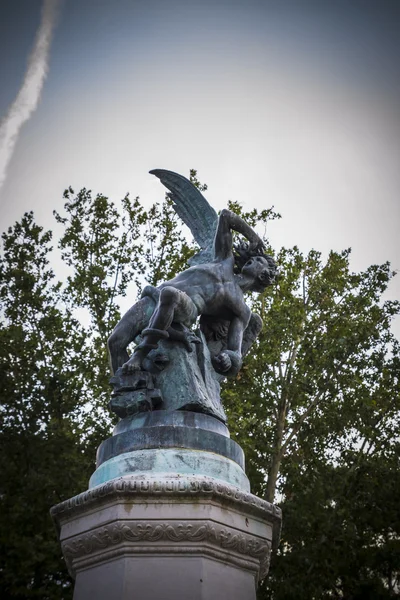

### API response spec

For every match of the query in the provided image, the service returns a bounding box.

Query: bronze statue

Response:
[107,170,277,420]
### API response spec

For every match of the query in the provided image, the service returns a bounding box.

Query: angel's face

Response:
[241,256,275,291]
[242,255,269,277]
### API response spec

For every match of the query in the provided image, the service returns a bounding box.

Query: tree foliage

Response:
[221,205,400,598]
[0,173,399,598]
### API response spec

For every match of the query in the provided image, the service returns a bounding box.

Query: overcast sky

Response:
[1,0,399,334]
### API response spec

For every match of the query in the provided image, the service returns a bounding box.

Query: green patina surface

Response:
[89,447,250,491]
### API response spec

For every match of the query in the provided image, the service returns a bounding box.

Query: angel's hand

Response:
[249,236,265,254]
[212,352,232,374]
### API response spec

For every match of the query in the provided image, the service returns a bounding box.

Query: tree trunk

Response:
[265,449,282,503]
[265,398,286,503]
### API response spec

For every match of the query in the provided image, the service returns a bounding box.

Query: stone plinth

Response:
[51,411,282,599]
[51,475,281,600]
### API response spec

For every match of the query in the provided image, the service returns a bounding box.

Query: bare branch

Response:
[281,388,327,455]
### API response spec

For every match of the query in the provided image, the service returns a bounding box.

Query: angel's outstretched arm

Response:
[214,209,264,260]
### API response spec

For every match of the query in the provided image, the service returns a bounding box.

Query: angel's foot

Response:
[121,353,143,374]
[167,326,201,352]
[121,329,168,374]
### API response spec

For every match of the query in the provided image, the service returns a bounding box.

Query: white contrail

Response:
[0,0,60,192]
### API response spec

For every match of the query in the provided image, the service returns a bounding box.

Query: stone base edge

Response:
[51,474,282,549]
[62,519,272,581]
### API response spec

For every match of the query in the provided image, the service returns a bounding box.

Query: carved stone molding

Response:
[62,519,272,580]
[51,474,281,549]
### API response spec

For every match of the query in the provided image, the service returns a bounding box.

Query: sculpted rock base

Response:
[51,474,281,600]
[109,332,227,423]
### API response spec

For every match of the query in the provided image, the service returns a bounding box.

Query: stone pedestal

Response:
[51,412,281,599]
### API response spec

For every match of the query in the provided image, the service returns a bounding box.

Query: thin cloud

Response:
[0,0,60,193]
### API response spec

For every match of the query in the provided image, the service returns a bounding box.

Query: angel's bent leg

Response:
[123,287,197,372]
[149,287,182,329]
[108,296,155,374]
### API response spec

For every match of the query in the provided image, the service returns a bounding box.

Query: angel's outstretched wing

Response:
[150,169,218,265]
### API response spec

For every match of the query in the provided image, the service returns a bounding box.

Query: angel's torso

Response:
[159,256,249,322]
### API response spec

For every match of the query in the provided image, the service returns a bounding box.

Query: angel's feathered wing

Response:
[150,169,218,265]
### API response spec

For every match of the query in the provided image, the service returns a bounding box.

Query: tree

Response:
[0,178,198,598]
[0,213,91,598]
[219,204,400,597]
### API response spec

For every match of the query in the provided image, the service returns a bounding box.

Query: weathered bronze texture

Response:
[107,170,277,420]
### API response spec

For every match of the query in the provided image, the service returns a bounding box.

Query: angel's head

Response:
[241,255,277,292]
[234,242,277,292]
